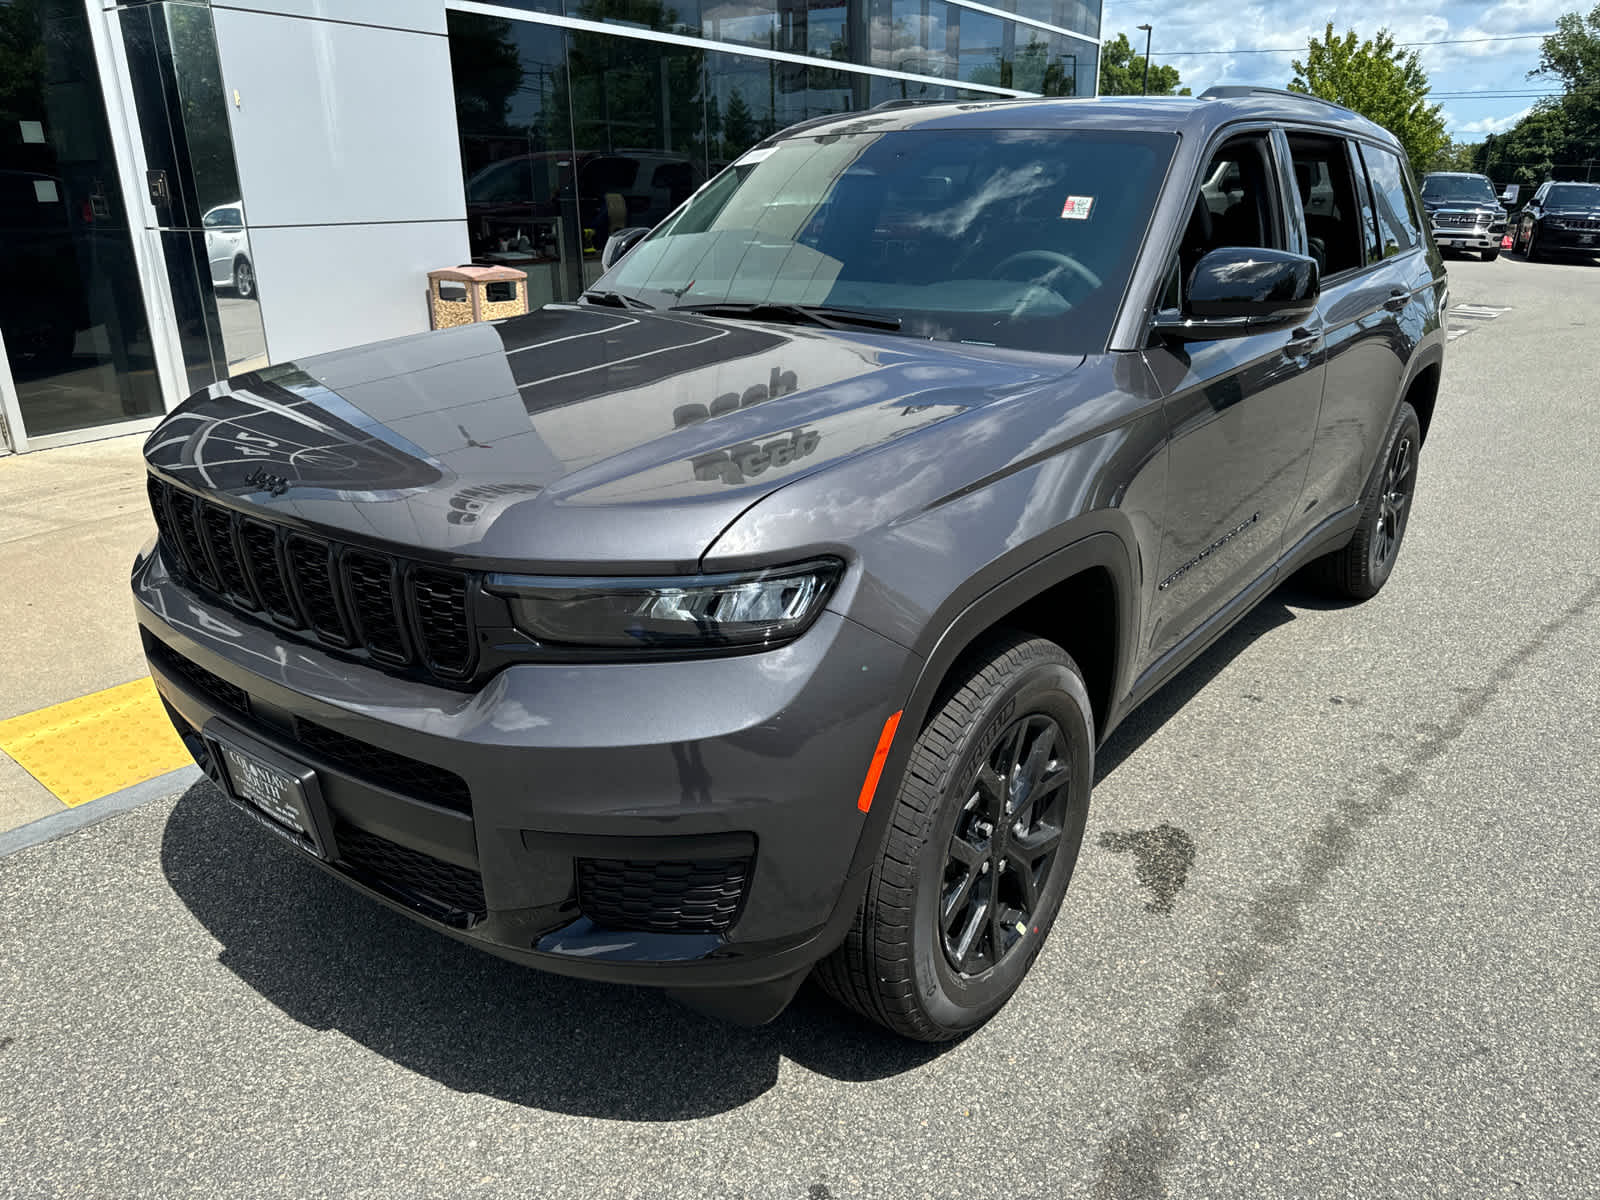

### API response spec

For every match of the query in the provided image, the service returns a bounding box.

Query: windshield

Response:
[1546,183,1600,207]
[598,128,1177,354]
[1421,175,1498,205]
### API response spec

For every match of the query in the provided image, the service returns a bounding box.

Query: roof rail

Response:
[1198,85,1356,116]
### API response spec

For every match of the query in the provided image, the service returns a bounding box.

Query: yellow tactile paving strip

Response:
[0,677,190,807]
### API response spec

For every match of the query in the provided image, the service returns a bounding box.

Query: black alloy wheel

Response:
[815,631,1094,1041]
[1525,223,1541,262]
[1308,400,1423,601]
[941,713,1071,976]
[1368,432,1415,578]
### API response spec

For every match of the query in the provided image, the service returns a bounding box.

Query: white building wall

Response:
[211,1,467,363]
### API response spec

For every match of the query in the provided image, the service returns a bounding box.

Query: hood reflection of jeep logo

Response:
[693,429,820,486]
[243,467,290,496]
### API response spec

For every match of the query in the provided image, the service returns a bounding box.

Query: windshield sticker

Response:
[1060,195,1094,220]
[736,147,777,166]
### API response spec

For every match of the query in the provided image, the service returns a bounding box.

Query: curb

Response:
[0,766,203,859]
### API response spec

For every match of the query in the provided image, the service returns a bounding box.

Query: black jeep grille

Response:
[1563,215,1600,232]
[333,821,486,928]
[147,476,476,684]
[576,857,752,934]
[293,717,471,815]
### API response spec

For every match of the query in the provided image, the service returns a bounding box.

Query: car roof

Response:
[768,88,1401,152]
[1423,171,1489,178]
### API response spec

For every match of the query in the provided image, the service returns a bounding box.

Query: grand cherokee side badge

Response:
[243,467,290,496]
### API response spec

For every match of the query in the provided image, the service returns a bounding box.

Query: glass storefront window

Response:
[446,3,1096,303]
[1,0,164,440]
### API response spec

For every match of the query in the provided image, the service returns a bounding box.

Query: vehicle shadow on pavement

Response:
[156,579,1333,1120]
[159,789,943,1120]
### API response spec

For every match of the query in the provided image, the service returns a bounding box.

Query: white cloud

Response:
[1455,106,1533,135]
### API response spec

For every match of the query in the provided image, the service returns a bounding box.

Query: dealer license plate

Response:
[209,726,329,857]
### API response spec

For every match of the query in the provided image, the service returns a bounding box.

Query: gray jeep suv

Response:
[134,88,1447,1040]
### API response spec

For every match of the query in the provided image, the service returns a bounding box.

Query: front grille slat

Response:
[238,519,300,627]
[411,569,474,677]
[344,551,410,664]
[146,476,476,687]
[201,505,256,608]
[285,536,351,647]
[169,493,220,590]
[577,857,752,935]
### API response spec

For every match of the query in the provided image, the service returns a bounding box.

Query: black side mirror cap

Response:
[600,226,652,272]
[1153,247,1320,341]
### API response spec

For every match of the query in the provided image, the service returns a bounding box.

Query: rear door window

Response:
[1362,146,1422,257]
[1286,135,1366,276]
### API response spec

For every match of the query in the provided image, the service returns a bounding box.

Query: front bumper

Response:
[134,544,914,995]
[1430,223,1504,251]
[1538,224,1600,252]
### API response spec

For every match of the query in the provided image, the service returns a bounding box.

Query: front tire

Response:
[1483,248,1500,262]
[816,632,1093,1041]
[233,256,256,299]
[1310,401,1422,601]
[1525,225,1541,262]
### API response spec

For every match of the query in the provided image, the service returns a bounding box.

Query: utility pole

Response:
[1138,24,1153,95]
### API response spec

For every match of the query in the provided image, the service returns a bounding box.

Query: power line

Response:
[1160,32,1557,56]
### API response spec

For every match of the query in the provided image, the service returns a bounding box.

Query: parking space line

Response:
[0,678,190,807]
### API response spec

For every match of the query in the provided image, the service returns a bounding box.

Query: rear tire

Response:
[815,632,1093,1041]
[1309,401,1422,601]
[1525,225,1541,262]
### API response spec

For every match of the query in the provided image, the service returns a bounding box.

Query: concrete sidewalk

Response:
[0,433,156,831]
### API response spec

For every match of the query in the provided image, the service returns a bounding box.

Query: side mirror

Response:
[599,226,651,272]
[1154,247,1320,340]
[1500,185,1520,205]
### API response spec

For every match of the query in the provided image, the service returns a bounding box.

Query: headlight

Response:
[486,559,843,651]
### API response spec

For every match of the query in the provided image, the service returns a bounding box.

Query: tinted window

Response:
[1349,144,1383,264]
[604,129,1177,354]
[1288,136,1365,276]
[1545,184,1600,207]
[1420,174,1498,205]
[1364,146,1420,257]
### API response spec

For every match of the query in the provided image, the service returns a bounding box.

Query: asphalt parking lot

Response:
[3,253,1598,1199]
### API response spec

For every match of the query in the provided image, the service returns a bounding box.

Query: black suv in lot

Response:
[1512,180,1600,261]
[135,88,1446,1040]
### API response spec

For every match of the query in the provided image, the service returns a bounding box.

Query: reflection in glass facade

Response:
[448,0,1097,303]
[0,0,163,440]
[118,1,268,393]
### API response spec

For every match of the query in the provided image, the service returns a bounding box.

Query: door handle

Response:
[1383,288,1410,312]
[1284,327,1321,357]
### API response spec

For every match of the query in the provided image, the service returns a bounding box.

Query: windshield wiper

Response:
[581,290,654,310]
[673,301,901,332]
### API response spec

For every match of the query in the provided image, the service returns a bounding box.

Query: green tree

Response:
[1477,106,1574,188]
[721,89,755,160]
[1526,4,1600,179]
[1430,140,1481,172]
[1097,33,1188,96]
[1289,24,1449,176]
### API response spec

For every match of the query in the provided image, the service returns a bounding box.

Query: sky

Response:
[1099,0,1579,139]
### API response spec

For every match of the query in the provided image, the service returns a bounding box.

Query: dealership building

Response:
[0,0,1102,452]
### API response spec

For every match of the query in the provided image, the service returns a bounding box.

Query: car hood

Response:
[144,306,1076,571]
[1547,206,1600,217]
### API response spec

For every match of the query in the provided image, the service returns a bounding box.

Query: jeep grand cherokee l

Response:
[1512,180,1600,261]
[134,88,1446,1041]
